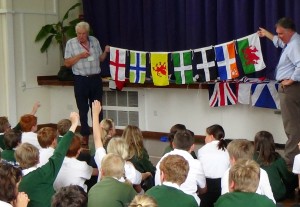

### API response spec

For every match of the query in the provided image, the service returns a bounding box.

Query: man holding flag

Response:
[258,17,300,167]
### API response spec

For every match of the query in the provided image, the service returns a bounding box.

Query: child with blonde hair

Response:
[129,195,158,207]
[92,100,151,193]
[122,125,156,176]
[215,159,275,207]
[99,118,115,149]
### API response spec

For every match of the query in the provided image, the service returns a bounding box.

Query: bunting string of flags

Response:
[109,33,265,88]
[108,33,278,109]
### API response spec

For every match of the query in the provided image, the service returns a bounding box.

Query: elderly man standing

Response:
[258,17,300,166]
[64,21,110,147]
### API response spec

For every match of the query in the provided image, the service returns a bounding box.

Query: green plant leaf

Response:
[64,25,77,38]
[40,35,55,53]
[35,24,55,42]
[62,3,81,23]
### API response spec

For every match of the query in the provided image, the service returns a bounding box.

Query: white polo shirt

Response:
[221,167,275,203]
[198,140,230,178]
[155,149,206,205]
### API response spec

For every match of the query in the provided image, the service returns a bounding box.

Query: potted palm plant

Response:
[35,2,81,80]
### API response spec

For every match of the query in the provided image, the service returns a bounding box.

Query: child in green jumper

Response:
[15,112,79,207]
[1,129,21,166]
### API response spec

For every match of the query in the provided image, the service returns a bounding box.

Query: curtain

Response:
[82,0,300,78]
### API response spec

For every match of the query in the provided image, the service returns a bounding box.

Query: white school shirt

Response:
[94,147,142,184]
[0,200,13,207]
[38,147,55,167]
[155,149,206,205]
[53,157,93,192]
[221,167,276,203]
[292,154,300,174]
[22,132,42,149]
[197,140,230,178]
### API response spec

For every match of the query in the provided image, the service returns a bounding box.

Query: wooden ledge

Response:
[37,75,209,89]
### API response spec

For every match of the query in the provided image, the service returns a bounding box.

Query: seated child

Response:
[221,139,275,203]
[155,130,206,205]
[163,124,197,159]
[56,119,71,144]
[254,131,297,201]
[99,118,116,150]
[129,195,158,207]
[197,124,230,207]
[51,185,87,207]
[163,124,186,155]
[0,162,30,207]
[146,154,198,207]
[54,135,98,192]
[215,159,275,207]
[88,153,137,207]
[1,129,22,166]
[37,127,57,167]
[92,100,150,193]
[15,112,79,207]
[20,114,41,149]
[0,101,40,150]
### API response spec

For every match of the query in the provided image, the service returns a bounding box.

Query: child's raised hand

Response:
[92,100,102,115]
[30,101,41,115]
[69,112,79,125]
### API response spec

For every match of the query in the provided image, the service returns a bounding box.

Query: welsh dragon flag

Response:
[172,50,193,84]
[150,52,169,86]
[129,51,146,84]
[237,33,266,74]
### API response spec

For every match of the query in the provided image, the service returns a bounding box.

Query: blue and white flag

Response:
[251,82,280,109]
[129,51,147,84]
[214,41,239,80]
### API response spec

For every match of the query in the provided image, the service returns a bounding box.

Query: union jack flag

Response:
[208,82,238,107]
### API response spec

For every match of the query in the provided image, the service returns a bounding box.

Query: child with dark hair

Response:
[197,124,230,207]
[254,131,297,201]
[155,130,206,206]
[163,124,186,155]
[163,124,197,159]
[1,129,22,166]
[0,162,30,207]
[51,185,87,207]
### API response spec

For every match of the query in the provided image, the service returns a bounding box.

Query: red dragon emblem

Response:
[242,45,260,65]
[153,62,167,77]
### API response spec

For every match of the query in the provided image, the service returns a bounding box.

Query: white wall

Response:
[0,0,79,124]
[0,0,287,145]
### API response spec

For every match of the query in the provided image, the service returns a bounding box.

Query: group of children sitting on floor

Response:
[0,100,299,207]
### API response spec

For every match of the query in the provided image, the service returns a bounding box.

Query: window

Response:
[102,90,141,127]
